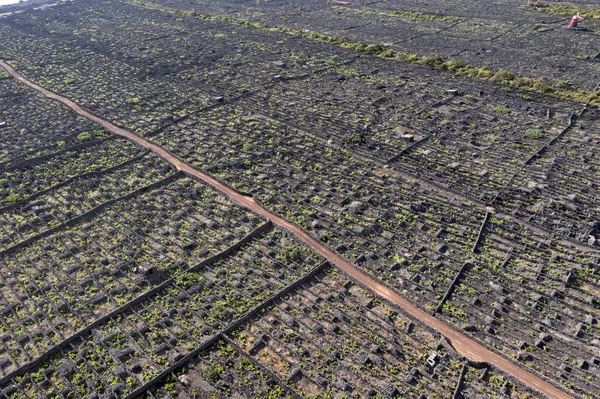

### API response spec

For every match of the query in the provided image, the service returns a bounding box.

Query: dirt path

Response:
[0,60,574,399]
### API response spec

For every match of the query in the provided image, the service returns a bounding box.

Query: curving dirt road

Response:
[0,60,574,399]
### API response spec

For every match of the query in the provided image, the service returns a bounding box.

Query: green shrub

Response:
[5,192,24,204]
[533,77,554,93]
[345,133,362,144]
[420,55,445,67]
[489,374,505,389]
[77,131,93,141]
[476,68,494,79]
[364,43,385,55]
[277,246,305,263]
[489,69,514,83]
[202,361,225,382]
[209,301,229,320]
[398,53,420,62]
[524,129,543,139]
[379,49,396,58]
[444,59,465,71]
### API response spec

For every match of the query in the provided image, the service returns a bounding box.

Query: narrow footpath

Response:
[0,60,574,399]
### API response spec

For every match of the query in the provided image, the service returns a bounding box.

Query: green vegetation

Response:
[442,301,467,318]
[340,7,463,23]
[489,374,505,389]
[202,360,225,382]
[344,133,362,144]
[493,105,511,113]
[209,300,229,319]
[127,0,600,105]
[277,245,305,263]
[76,131,93,141]
[174,272,205,289]
[4,192,23,204]
[524,129,543,139]
[538,4,600,19]
[125,97,141,104]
